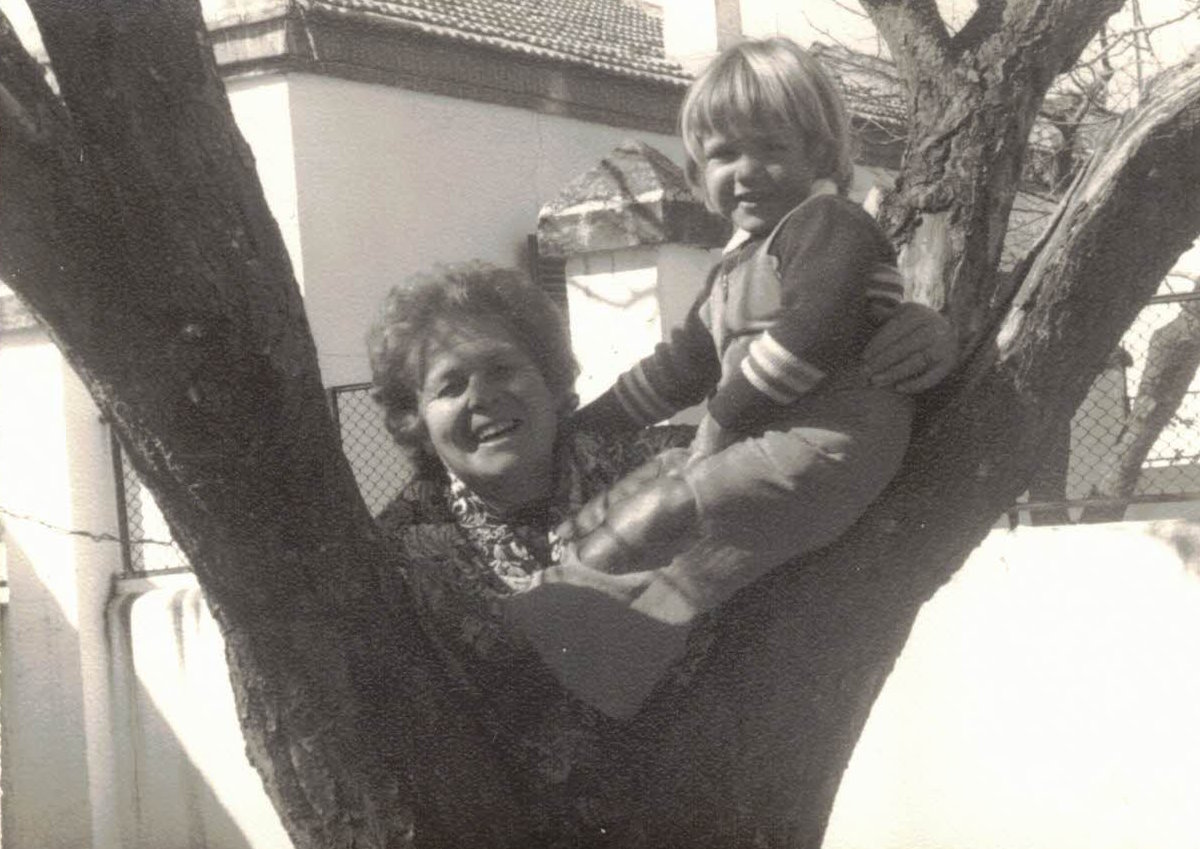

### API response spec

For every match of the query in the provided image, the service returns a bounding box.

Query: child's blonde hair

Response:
[680,37,855,200]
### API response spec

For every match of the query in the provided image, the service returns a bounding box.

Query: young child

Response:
[561,36,915,628]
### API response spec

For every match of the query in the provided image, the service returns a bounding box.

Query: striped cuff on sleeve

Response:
[866,263,905,310]
[613,365,678,425]
[741,332,826,404]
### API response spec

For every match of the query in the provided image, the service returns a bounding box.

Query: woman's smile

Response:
[472,418,520,444]
[420,316,562,511]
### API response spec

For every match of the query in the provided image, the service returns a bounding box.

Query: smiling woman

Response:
[417,316,563,513]
[367,262,701,840]
[368,262,580,480]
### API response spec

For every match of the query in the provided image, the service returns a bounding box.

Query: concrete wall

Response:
[107,576,290,849]
[0,327,124,849]
[282,73,684,387]
[827,521,1200,849]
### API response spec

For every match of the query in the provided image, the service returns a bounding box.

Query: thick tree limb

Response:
[627,53,1200,848]
[1,4,528,846]
[872,0,1126,352]
[1001,0,1132,89]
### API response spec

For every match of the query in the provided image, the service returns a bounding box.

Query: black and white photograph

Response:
[1,1,1199,847]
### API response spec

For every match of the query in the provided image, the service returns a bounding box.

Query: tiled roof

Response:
[310,0,690,84]
[810,43,907,127]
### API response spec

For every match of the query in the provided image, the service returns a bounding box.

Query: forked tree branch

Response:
[858,0,951,80]
[952,0,1007,52]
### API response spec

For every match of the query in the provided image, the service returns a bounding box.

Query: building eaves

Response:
[308,0,691,85]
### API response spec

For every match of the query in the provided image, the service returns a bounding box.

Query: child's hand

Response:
[556,473,697,575]
[691,413,734,458]
[863,302,957,392]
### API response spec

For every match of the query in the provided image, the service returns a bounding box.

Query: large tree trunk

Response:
[3,2,1200,847]
[0,5,525,846]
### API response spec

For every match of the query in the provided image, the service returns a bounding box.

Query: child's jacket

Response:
[579,186,913,558]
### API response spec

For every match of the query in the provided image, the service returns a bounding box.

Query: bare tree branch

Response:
[857,0,951,81]
[828,0,871,20]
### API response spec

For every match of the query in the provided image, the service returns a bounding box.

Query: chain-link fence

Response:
[111,431,191,574]
[112,387,414,575]
[113,290,1200,573]
[328,383,414,516]
[1014,289,1200,521]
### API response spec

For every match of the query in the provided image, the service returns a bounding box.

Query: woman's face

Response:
[418,316,562,512]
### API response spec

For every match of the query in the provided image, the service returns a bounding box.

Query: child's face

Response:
[700,125,816,236]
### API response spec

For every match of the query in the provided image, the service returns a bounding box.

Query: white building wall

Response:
[282,73,683,386]
[567,247,665,406]
[566,244,716,409]
[227,76,305,292]
[0,327,123,849]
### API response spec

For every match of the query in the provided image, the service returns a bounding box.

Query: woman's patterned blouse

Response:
[374,423,694,841]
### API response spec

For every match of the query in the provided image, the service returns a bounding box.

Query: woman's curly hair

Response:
[368,262,579,472]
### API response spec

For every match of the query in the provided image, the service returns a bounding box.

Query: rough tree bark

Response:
[2,1,1200,848]
[864,0,1127,349]
[0,4,527,846]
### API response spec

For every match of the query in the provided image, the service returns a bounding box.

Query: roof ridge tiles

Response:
[310,0,689,83]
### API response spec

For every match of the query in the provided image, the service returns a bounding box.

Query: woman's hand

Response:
[863,302,957,393]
